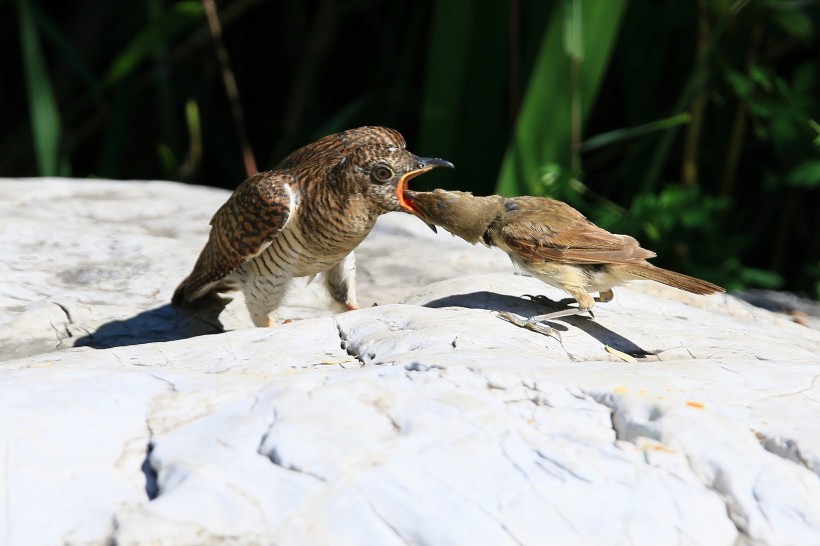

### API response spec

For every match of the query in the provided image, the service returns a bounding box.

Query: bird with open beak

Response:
[173,126,453,327]
[399,188,724,336]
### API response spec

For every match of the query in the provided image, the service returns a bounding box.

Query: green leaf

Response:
[418,0,478,158]
[496,0,629,196]
[580,113,691,152]
[738,266,784,290]
[771,7,814,45]
[725,69,753,99]
[786,160,820,188]
[17,0,66,176]
[30,1,104,103]
[563,0,584,61]
[418,0,509,194]
[719,258,783,292]
[809,119,820,148]
[748,64,773,92]
[103,1,205,86]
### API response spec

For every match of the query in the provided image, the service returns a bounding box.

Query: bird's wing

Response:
[499,198,656,265]
[172,171,296,304]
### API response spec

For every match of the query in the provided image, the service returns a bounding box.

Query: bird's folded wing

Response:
[500,215,656,265]
[173,172,295,303]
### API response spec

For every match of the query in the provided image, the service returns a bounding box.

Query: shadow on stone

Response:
[73,296,228,349]
[424,291,655,358]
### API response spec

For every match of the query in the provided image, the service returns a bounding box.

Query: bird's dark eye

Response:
[371,166,394,182]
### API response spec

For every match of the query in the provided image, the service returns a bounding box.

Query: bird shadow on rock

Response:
[423,291,655,358]
[73,296,228,350]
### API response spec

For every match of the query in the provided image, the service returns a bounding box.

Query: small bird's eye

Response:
[371,166,394,182]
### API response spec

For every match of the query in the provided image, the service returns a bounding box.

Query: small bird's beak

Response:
[398,188,438,233]
[396,157,454,212]
[400,188,422,213]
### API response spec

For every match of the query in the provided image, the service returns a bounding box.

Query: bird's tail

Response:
[172,276,238,307]
[622,264,724,295]
[171,280,192,306]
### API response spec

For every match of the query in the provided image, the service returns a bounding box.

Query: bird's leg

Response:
[524,289,610,318]
[525,290,612,312]
[245,274,290,327]
[543,289,595,318]
[325,253,359,312]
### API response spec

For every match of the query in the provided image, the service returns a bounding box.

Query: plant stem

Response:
[721,24,761,197]
[681,0,710,187]
[272,0,338,162]
[203,0,257,176]
[507,0,521,128]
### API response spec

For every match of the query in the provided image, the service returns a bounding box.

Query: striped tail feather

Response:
[172,275,239,306]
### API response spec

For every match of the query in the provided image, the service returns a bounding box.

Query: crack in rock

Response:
[403,362,444,373]
[54,301,72,324]
[693,460,751,542]
[261,446,327,482]
[592,393,817,545]
[256,408,327,482]
[573,390,622,442]
[51,301,74,346]
[332,317,367,366]
[581,390,665,444]
[360,492,413,546]
[755,430,820,478]
[141,420,159,501]
[584,389,749,541]
[150,374,178,392]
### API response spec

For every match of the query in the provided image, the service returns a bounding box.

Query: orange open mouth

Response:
[396,167,433,213]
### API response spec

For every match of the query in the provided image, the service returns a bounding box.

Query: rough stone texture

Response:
[1,178,819,545]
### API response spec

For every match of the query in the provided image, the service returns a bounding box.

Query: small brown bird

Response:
[173,126,452,326]
[400,189,724,335]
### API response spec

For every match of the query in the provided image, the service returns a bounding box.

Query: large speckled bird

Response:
[173,126,452,326]
[401,189,724,335]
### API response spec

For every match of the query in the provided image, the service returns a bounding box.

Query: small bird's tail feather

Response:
[623,264,724,295]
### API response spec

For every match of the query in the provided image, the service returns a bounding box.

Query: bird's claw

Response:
[522,294,556,306]
[497,311,560,339]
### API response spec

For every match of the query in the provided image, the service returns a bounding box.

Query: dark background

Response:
[2,0,819,297]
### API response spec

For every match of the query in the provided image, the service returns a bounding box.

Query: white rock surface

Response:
[1,178,819,545]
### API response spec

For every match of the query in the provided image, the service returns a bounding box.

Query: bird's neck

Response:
[296,175,378,240]
[445,196,506,245]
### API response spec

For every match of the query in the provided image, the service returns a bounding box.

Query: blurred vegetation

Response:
[2,0,819,298]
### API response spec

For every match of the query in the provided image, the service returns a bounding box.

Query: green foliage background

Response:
[2,0,819,297]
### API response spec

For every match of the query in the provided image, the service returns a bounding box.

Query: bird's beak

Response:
[399,186,439,234]
[400,188,422,214]
[396,157,454,212]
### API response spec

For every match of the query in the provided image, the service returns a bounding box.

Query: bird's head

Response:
[400,189,506,245]
[331,127,454,213]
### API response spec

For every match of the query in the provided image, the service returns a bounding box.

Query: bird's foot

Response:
[522,295,593,317]
[497,311,560,339]
[522,294,557,306]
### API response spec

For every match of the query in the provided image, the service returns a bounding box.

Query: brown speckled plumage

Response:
[173,126,452,326]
